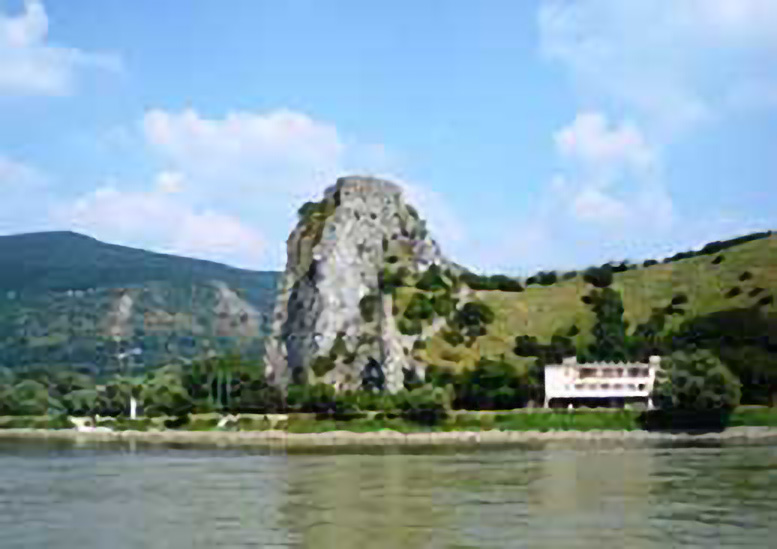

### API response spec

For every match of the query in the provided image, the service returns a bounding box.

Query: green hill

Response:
[0,231,281,379]
[410,233,776,403]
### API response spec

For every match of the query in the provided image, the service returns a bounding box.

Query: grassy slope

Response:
[422,234,777,373]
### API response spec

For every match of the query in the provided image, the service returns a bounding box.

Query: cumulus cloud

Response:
[0,154,46,187]
[0,0,120,96]
[497,111,674,274]
[142,108,343,204]
[56,183,265,269]
[0,154,57,234]
[59,107,464,269]
[552,111,669,226]
[539,0,777,135]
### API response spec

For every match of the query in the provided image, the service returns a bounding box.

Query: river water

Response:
[0,439,775,548]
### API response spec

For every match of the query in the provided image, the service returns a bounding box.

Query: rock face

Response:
[264,176,458,393]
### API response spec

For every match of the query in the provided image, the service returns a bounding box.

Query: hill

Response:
[408,233,776,399]
[0,231,280,379]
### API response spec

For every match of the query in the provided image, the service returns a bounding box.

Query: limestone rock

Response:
[264,176,460,392]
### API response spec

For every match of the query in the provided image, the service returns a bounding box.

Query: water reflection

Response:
[0,440,774,548]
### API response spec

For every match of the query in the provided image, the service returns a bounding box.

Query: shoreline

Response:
[1,426,777,449]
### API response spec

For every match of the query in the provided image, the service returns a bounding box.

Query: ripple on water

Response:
[0,440,775,548]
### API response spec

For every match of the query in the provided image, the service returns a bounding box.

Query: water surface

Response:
[0,439,774,548]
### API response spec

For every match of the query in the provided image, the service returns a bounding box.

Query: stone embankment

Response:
[1,426,776,450]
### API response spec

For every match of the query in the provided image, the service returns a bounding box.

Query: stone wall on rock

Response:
[264,176,458,393]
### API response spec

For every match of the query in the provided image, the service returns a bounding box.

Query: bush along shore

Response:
[1,339,774,447]
[1,408,777,449]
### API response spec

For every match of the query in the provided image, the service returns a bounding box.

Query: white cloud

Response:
[0,154,58,234]
[0,154,46,187]
[554,111,654,176]
[495,111,674,274]
[0,0,120,96]
[142,108,343,203]
[57,107,463,270]
[539,0,777,135]
[552,111,669,225]
[154,171,184,194]
[56,183,265,269]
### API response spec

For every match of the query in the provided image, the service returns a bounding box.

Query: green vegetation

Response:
[422,233,777,406]
[652,350,741,411]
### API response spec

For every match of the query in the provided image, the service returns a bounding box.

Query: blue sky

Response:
[0,0,775,275]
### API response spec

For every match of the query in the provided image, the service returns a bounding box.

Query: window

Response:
[616,368,624,377]
[628,384,636,390]
[613,383,623,390]
[601,383,610,389]
[638,383,646,391]
[603,368,614,377]
[580,368,596,379]
[628,367,640,377]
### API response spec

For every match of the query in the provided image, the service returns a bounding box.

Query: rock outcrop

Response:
[264,176,462,393]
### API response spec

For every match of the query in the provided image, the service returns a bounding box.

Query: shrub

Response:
[725,286,742,298]
[286,383,338,413]
[359,294,379,322]
[513,335,541,357]
[490,275,524,292]
[536,271,558,286]
[397,318,423,335]
[61,389,99,416]
[562,270,578,281]
[455,358,529,410]
[442,328,465,346]
[583,265,613,288]
[671,293,689,306]
[652,350,741,411]
[749,287,764,297]
[415,265,449,291]
[404,293,435,320]
[329,332,348,359]
[311,355,336,377]
[757,295,774,307]
[739,271,753,281]
[393,385,450,424]
[431,293,456,316]
[711,255,725,264]
[381,266,409,294]
[643,259,658,267]
[455,301,495,327]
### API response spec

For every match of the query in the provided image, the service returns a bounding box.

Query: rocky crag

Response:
[264,176,469,393]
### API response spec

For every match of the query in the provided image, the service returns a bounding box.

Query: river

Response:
[0,439,774,548]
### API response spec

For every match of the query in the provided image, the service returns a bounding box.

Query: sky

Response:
[0,0,775,275]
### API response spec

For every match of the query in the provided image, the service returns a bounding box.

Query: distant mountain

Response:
[0,231,281,378]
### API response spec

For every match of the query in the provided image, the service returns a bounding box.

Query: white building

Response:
[544,356,661,408]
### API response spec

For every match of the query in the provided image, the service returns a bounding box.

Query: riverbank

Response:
[1,425,777,449]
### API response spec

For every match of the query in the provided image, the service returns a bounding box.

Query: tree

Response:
[393,385,450,424]
[140,365,193,417]
[404,293,435,320]
[1,379,51,416]
[453,301,495,338]
[415,265,450,291]
[61,389,99,416]
[455,358,529,410]
[586,288,628,361]
[652,350,741,411]
[583,265,614,288]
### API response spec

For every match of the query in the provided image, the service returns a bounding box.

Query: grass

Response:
[3,407,776,433]
[423,235,777,372]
